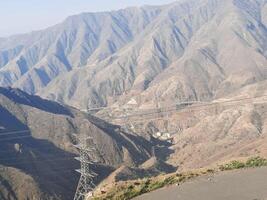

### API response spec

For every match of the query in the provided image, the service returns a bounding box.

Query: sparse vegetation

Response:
[219,157,267,171]
[245,157,267,168]
[92,171,200,200]
[92,157,267,200]
[219,160,245,171]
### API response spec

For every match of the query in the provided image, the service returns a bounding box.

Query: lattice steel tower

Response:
[74,135,97,200]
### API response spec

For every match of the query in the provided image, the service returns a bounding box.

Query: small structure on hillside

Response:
[124,98,138,110]
[152,131,172,142]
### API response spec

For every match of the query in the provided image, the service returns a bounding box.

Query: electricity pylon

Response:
[74,134,97,200]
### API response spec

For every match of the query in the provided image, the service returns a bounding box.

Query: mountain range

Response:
[1,0,267,199]
[0,0,266,110]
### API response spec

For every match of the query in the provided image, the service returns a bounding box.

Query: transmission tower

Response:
[74,134,97,200]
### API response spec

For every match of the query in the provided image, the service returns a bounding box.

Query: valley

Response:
[0,0,267,199]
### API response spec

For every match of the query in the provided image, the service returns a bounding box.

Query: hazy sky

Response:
[0,0,175,37]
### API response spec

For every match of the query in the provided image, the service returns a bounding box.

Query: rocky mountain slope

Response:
[110,80,267,169]
[0,0,267,110]
[0,87,154,200]
[167,82,267,169]
[1,0,267,198]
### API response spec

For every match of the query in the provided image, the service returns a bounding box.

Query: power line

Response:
[0,153,76,162]
[0,96,263,142]
[0,146,76,162]
[0,161,107,176]
[0,165,77,173]
[0,145,78,162]
[0,167,78,185]
[0,95,265,142]
[74,134,98,200]
[0,140,79,163]
[112,100,267,125]
[108,96,267,122]
[86,94,267,113]
[0,95,266,157]
[0,132,78,152]
[0,144,77,154]
[0,133,74,142]
[0,135,33,142]
[31,168,76,175]
[0,157,76,166]
[0,135,79,156]
[0,96,265,157]
[0,130,31,136]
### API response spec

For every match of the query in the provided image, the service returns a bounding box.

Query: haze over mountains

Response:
[1,0,267,199]
[0,0,266,110]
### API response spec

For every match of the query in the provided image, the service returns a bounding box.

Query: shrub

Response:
[147,181,165,191]
[219,160,245,171]
[246,157,267,167]
[93,157,267,200]
[219,157,267,171]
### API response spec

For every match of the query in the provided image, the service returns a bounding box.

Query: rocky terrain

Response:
[0,87,155,200]
[117,81,267,169]
[0,0,266,111]
[1,0,267,199]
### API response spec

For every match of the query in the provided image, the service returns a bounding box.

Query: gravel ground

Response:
[134,167,267,200]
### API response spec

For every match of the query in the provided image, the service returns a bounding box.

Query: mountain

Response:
[167,84,267,169]
[1,0,267,198]
[0,5,164,108]
[0,87,153,200]
[0,0,266,111]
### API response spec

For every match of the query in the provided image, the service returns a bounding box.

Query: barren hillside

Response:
[0,87,153,199]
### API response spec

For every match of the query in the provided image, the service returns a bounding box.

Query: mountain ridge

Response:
[1,1,267,199]
[0,87,155,199]
[0,0,223,108]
